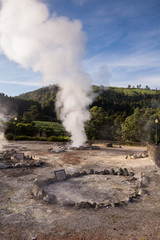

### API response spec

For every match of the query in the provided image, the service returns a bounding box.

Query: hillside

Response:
[2,85,160,143]
[17,85,159,103]
[17,85,59,106]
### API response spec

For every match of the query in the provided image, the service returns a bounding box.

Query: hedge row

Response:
[5,133,70,142]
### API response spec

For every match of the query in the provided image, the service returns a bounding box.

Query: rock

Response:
[110,169,115,175]
[103,203,111,208]
[72,172,80,177]
[66,174,72,179]
[95,203,104,209]
[137,188,147,196]
[106,143,113,147]
[32,184,45,199]
[103,169,110,175]
[34,178,45,188]
[43,194,57,204]
[141,175,150,185]
[68,147,79,150]
[46,178,56,184]
[62,200,75,207]
[123,168,129,176]
[111,202,123,207]
[79,146,85,150]
[14,163,21,168]
[0,163,8,169]
[76,201,94,209]
[142,152,148,158]
[125,196,133,203]
[129,171,135,176]
[89,169,94,174]
[19,163,27,168]
[118,168,124,176]
[92,145,100,150]
[80,171,88,176]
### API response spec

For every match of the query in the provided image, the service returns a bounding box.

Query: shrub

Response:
[48,135,70,142]
[14,136,48,141]
[5,133,14,140]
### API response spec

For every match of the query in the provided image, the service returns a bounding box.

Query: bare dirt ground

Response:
[0,141,160,240]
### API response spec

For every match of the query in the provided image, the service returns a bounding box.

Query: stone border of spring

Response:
[0,160,42,169]
[32,168,144,209]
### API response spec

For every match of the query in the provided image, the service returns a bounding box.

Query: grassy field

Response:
[109,87,159,96]
[109,87,160,96]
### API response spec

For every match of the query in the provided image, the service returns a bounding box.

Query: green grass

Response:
[109,86,159,96]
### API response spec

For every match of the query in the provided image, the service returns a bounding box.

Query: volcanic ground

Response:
[0,141,160,240]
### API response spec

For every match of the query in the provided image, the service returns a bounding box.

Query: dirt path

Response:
[0,142,160,240]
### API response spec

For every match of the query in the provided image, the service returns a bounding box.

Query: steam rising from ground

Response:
[0,112,7,150]
[0,0,93,146]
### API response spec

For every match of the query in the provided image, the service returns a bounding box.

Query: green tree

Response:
[23,105,40,122]
[121,108,160,142]
[85,106,107,140]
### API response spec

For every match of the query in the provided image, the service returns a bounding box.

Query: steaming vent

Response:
[49,143,100,153]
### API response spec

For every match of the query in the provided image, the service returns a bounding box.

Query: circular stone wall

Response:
[32,169,142,209]
[44,175,136,204]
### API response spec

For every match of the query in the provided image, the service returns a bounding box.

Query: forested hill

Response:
[17,85,59,106]
[2,84,160,120]
[17,85,160,103]
[0,93,40,116]
[1,85,160,142]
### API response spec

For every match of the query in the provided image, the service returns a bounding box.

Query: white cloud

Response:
[0,80,42,87]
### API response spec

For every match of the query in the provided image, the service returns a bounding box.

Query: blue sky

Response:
[0,0,160,96]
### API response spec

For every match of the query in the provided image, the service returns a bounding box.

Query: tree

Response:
[121,108,160,142]
[23,105,40,122]
[85,106,106,140]
[145,85,150,90]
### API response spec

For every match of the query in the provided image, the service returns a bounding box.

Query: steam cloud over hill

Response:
[0,0,93,146]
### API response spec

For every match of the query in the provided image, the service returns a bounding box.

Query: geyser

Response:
[0,0,93,147]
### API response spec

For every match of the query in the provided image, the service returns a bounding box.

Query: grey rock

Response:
[66,174,72,179]
[118,168,124,176]
[129,171,135,176]
[89,169,94,174]
[32,185,45,199]
[123,168,129,176]
[72,172,80,177]
[43,194,57,204]
[103,169,110,175]
[75,201,94,209]
[80,171,88,176]
[106,143,113,147]
[0,163,8,169]
[110,169,115,175]
[14,163,21,168]
[62,200,75,207]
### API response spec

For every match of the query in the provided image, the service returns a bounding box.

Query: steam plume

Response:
[0,111,7,150]
[0,0,93,146]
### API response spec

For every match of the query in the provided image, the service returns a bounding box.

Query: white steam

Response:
[0,0,93,146]
[0,112,7,150]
